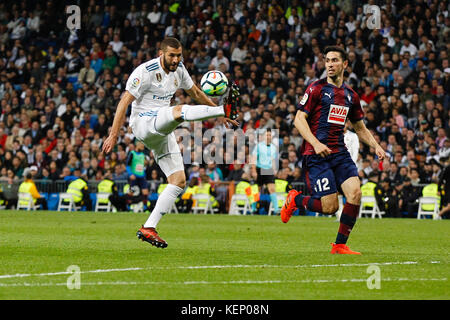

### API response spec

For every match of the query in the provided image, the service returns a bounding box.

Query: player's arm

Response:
[185,84,216,106]
[294,110,332,157]
[352,119,385,160]
[102,91,135,154]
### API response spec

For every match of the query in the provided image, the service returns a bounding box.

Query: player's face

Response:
[325,51,347,79]
[160,46,182,72]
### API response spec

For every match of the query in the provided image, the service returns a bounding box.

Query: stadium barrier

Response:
[0,179,307,213]
[1,179,427,217]
[0,179,306,211]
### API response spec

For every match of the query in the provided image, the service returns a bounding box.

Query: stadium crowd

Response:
[0,0,449,217]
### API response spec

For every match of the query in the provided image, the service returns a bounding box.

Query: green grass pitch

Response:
[0,210,448,300]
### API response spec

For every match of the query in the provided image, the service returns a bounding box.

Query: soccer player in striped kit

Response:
[281,46,385,254]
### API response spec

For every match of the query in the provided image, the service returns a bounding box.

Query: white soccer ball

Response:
[200,70,229,97]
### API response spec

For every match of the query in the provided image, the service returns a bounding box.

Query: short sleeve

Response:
[126,65,146,99]
[179,62,194,90]
[297,83,317,115]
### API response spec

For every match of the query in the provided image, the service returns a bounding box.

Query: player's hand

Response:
[102,135,117,154]
[313,142,332,158]
[224,117,239,128]
[375,144,386,161]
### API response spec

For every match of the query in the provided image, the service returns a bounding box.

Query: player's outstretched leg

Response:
[152,105,226,136]
[171,82,240,123]
[179,104,226,121]
[137,225,168,248]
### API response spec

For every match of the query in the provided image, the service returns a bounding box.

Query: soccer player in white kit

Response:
[343,121,360,164]
[102,38,238,248]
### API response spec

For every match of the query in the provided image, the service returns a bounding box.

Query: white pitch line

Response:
[0,278,447,288]
[0,267,143,279]
[0,261,440,280]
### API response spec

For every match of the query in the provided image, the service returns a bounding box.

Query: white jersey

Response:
[344,130,359,164]
[126,57,194,112]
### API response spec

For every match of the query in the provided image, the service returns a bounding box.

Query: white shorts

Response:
[130,106,184,177]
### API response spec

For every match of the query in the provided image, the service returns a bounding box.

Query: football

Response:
[200,70,229,97]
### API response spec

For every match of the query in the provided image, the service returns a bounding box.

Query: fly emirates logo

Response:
[327,104,349,125]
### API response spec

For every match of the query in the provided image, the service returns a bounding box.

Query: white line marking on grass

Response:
[0,278,447,288]
[0,267,143,279]
[0,261,441,280]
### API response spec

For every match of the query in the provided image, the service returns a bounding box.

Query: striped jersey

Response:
[297,78,364,155]
[125,57,194,112]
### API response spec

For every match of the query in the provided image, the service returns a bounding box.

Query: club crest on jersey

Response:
[156,73,162,82]
[327,104,349,125]
[174,78,178,86]
[300,93,309,105]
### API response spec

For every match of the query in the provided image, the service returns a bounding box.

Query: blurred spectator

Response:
[210,49,230,72]
[206,162,223,182]
[188,162,200,181]
[18,169,48,210]
[439,139,450,160]
[194,49,211,74]
[109,33,124,55]
[376,178,400,218]
[90,51,103,75]
[78,56,96,85]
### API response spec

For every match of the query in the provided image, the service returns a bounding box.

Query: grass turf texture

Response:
[0,210,448,300]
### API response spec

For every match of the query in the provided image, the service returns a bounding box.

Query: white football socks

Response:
[143,184,184,228]
[181,104,225,121]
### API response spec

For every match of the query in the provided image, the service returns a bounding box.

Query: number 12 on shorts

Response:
[314,178,330,193]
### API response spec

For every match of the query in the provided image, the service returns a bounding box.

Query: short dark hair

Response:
[161,37,181,51]
[324,46,348,62]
